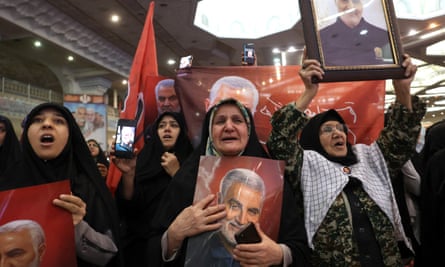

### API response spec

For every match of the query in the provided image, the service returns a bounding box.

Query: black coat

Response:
[149,99,311,267]
[116,111,193,267]
[20,102,124,267]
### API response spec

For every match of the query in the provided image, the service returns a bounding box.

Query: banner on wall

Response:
[185,156,285,266]
[64,96,108,149]
[0,180,77,267]
[175,66,386,147]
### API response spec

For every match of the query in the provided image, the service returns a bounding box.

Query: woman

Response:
[20,102,124,267]
[112,111,193,266]
[0,115,22,190]
[267,55,426,266]
[150,99,311,267]
[87,139,109,179]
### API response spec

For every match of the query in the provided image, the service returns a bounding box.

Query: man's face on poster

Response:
[219,182,262,246]
[0,229,45,267]
[86,108,95,123]
[335,0,363,28]
[206,83,256,113]
[157,86,181,113]
[75,107,87,127]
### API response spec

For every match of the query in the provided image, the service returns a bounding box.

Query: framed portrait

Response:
[299,0,406,83]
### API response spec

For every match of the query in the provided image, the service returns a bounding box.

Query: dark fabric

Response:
[19,102,124,267]
[320,18,389,66]
[415,119,445,176]
[87,138,109,168]
[299,109,357,166]
[0,115,22,190]
[343,177,384,267]
[149,98,311,267]
[116,111,193,267]
[391,168,419,263]
[419,148,445,266]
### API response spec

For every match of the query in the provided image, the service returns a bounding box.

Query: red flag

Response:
[106,1,161,194]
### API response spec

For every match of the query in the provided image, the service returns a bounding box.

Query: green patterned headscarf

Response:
[205,98,251,156]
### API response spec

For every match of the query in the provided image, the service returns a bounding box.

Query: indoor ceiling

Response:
[0,0,445,122]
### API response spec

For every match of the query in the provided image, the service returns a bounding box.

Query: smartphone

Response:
[179,55,193,69]
[243,43,255,65]
[234,222,261,244]
[114,119,137,158]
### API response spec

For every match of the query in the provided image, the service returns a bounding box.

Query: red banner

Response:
[175,66,385,147]
[107,1,164,194]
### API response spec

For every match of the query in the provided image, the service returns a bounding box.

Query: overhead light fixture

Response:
[33,40,42,47]
[193,0,300,39]
[67,55,74,61]
[425,86,445,94]
[426,40,445,55]
[111,14,120,23]
[420,28,445,39]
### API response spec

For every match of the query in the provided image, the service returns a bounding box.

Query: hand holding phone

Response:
[243,43,255,66]
[114,119,137,159]
[235,222,261,244]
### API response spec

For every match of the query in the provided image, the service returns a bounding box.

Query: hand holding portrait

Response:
[168,194,226,242]
[52,194,86,226]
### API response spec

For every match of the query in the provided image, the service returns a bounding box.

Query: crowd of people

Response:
[0,51,443,267]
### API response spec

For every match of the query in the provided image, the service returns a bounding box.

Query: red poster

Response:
[175,66,385,147]
[186,156,284,266]
[0,180,77,267]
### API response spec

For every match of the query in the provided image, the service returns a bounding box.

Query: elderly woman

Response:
[267,55,426,266]
[149,98,311,267]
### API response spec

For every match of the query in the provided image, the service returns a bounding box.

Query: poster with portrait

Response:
[63,99,107,148]
[299,0,405,82]
[0,180,77,267]
[185,156,285,266]
[175,65,385,148]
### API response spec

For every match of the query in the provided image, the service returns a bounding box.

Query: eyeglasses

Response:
[88,143,99,148]
[320,123,346,134]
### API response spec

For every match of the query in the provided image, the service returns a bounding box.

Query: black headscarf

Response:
[299,109,357,166]
[148,99,270,266]
[87,138,109,168]
[197,98,268,157]
[135,111,193,182]
[0,115,22,188]
[416,120,445,175]
[20,102,123,267]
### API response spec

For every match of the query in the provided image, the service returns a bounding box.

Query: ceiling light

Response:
[420,28,445,39]
[167,59,176,65]
[122,80,128,85]
[67,55,74,61]
[425,86,445,94]
[426,40,445,55]
[193,0,300,39]
[111,14,120,23]
[33,40,42,47]
[407,29,418,36]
